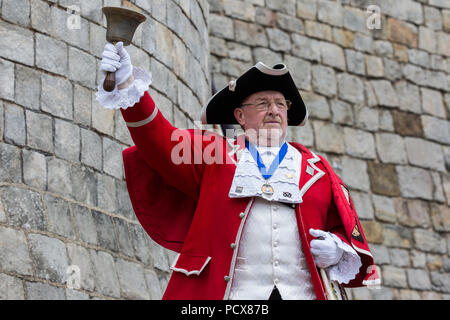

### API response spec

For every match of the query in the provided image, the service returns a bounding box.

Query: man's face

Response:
[233,90,288,146]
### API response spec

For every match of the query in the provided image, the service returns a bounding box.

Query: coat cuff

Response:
[95,67,152,110]
[327,232,362,284]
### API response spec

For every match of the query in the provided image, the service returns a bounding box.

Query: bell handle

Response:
[103,72,116,92]
[102,41,117,92]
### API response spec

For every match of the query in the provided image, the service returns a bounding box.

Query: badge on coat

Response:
[283,192,292,198]
[352,218,364,243]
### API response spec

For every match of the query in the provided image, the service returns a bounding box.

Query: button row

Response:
[226,211,244,284]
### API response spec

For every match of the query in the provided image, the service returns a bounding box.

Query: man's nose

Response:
[267,101,280,114]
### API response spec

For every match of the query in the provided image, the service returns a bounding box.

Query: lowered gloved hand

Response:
[100,41,133,89]
[309,228,344,269]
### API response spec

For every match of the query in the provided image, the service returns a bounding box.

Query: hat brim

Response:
[201,62,308,126]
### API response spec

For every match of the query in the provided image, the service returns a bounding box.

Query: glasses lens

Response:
[274,100,287,109]
[285,100,291,110]
[255,101,269,110]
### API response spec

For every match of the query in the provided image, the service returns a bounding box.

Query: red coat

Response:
[121,91,379,300]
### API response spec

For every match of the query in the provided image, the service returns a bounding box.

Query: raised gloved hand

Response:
[309,228,344,269]
[100,41,133,88]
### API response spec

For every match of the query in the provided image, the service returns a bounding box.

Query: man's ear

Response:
[234,107,245,126]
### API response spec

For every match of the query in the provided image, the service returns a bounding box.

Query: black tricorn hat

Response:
[201,62,308,126]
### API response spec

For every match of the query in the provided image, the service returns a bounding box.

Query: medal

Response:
[245,140,288,198]
[261,183,274,196]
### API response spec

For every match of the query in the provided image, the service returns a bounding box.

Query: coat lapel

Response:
[293,144,325,198]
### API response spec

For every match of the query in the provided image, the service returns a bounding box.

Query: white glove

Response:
[100,41,133,88]
[309,228,344,269]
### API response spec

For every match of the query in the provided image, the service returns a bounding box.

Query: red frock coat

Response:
[120,91,380,300]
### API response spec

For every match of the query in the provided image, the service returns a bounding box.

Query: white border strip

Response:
[362,278,381,286]
[300,151,325,197]
[223,198,255,300]
[170,254,212,276]
[254,61,288,75]
[125,106,159,128]
[351,243,373,258]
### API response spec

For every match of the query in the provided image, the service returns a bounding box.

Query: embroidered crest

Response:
[352,225,360,237]
[352,218,364,242]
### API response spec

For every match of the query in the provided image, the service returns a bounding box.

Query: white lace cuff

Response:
[95,67,152,110]
[327,233,362,284]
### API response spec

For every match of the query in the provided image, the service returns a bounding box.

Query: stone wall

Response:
[209,0,450,299]
[0,0,210,299]
[0,0,449,301]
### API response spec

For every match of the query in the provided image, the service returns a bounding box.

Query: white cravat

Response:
[228,143,303,203]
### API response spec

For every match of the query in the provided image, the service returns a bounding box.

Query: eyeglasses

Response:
[240,98,292,111]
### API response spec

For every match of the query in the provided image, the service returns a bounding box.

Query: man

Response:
[96,42,379,300]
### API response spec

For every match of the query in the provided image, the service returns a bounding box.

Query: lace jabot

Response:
[228,142,303,204]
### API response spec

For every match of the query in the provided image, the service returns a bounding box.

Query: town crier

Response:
[96,42,380,300]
